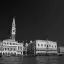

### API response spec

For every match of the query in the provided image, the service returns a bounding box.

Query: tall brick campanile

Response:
[11,17,16,41]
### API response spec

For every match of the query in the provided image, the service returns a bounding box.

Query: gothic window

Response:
[21,52,22,54]
[10,43,12,45]
[52,45,53,48]
[47,45,48,48]
[55,45,56,48]
[10,48,12,51]
[44,44,46,47]
[7,42,8,45]
[4,42,6,45]
[21,47,22,50]
[5,48,6,51]
[3,48,4,51]
[38,44,39,46]
[7,48,9,50]
[14,48,15,51]
[9,48,11,51]
[18,46,19,50]
[41,44,43,46]
[49,45,51,47]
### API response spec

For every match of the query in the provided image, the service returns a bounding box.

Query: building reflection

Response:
[36,56,58,64]
[0,56,23,64]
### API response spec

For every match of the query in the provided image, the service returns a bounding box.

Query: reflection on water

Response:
[0,56,23,64]
[0,55,64,64]
[0,56,36,64]
[36,56,59,64]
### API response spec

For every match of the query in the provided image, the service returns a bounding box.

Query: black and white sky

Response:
[0,0,64,45]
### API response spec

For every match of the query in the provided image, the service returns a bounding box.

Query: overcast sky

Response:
[0,0,64,46]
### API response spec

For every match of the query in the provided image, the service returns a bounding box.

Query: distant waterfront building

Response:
[23,43,28,55]
[2,17,23,56]
[2,39,23,55]
[27,41,36,55]
[35,40,48,54]
[17,42,23,55]
[47,40,57,54]
[27,40,57,55]
[58,46,64,53]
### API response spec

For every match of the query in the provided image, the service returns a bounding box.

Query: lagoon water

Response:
[0,55,64,64]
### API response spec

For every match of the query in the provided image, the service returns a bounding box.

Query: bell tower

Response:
[11,17,16,41]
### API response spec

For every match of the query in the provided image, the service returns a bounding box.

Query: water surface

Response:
[0,55,64,64]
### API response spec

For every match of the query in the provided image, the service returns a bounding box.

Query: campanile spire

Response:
[11,17,16,41]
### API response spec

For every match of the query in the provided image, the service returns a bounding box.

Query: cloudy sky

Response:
[0,0,64,46]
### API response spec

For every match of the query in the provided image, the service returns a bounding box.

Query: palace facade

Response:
[2,39,23,56]
[27,40,57,55]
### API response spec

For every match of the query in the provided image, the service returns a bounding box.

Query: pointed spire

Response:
[13,18,15,24]
[11,17,16,41]
[12,17,15,27]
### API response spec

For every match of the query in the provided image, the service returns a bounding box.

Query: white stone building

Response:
[27,40,57,55]
[58,46,64,53]
[36,40,48,54]
[2,39,23,56]
[1,17,23,56]
[17,42,23,55]
[47,40,57,54]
